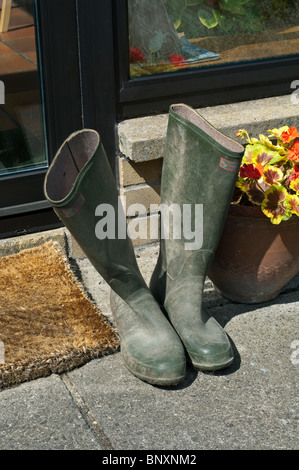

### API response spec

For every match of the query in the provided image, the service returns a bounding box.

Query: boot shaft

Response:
[44,129,143,292]
[159,104,244,276]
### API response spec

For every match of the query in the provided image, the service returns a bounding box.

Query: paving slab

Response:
[0,374,102,450]
[0,238,298,451]
[66,291,299,451]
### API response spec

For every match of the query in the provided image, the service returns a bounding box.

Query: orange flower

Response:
[281,126,299,143]
[288,141,299,163]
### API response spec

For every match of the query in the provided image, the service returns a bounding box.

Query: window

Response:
[0,0,83,238]
[0,1,47,179]
[128,0,299,78]
[115,0,299,118]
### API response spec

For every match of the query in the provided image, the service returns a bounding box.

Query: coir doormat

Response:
[0,241,119,389]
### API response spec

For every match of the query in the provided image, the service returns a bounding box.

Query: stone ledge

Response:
[118,95,299,162]
[118,113,168,163]
[0,227,92,261]
[0,228,67,257]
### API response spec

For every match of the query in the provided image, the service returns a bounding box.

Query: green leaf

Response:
[219,0,247,14]
[261,185,290,224]
[185,0,204,5]
[212,8,226,28]
[231,186,243,204]
[251,143,277,166]
[197,7,218,28]
[167,0,185,26]
[170,0,185,13]
[269,153,288,166]
[246,183,264,206]
[287,194,299,216]
[174,17,182,29]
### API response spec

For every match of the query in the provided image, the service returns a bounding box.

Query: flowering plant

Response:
[130,47,146,63]
[129,46,187,76]
[233,126,299,224]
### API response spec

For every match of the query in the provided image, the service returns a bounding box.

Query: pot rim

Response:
[229,204,267,218]
[228,204,299,225]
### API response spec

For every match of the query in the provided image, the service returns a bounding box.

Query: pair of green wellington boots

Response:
[44,104,244,386]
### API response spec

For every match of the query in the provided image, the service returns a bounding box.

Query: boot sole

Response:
[190,355,234,372]
[122,349,186,387]
[124,361,186,386]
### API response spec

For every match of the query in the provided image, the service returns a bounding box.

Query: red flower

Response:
[168,53,186,66]
[288,141,299,163]
[281,126,299,143]
[287,162,299,184]
[130,47,146,63]
[239,163,264,180]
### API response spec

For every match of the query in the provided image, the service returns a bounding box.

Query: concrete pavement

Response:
[0,231,298,451]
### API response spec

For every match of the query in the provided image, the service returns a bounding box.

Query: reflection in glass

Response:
[0,0,47,176]
[129,0,299,78]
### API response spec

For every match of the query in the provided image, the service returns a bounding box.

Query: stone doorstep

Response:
[0,227,68,258]
[0,226,90,260]
[118,94,299,163]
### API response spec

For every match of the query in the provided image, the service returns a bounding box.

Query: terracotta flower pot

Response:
[208,205,299,304]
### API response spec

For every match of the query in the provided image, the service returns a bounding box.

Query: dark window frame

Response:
[0,0,119,239]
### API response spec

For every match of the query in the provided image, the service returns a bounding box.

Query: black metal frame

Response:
[0,0,119,239]
[75,0,118,170]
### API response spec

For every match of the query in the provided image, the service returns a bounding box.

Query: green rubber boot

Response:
[44,129,186,386]
[150,104,244,371]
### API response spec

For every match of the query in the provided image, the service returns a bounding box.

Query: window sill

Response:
[118,94,299,163]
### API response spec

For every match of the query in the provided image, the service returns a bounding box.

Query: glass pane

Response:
[0,0,47,176]
[128,0,299,78]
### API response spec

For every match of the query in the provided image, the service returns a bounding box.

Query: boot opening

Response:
[45,130,99,202]
[171,104,243,153]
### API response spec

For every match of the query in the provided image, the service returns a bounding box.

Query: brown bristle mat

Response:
[0,241,119,389]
